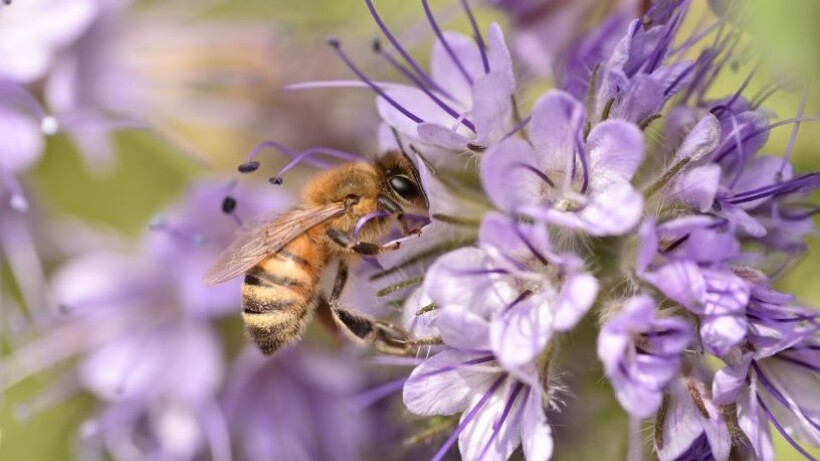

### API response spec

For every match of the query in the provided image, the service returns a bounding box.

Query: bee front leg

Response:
[377,194,423,237]
[328,260,412,355]
[327,228,401,255]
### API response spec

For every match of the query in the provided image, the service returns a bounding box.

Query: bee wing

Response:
[203,203,347,285]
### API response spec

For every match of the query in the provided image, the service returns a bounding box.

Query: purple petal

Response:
[611,75,664,124]
[674,113,721,163]
[425,248,518,318]
[552,272,598,330]
[577,180,644,236]
[587,119,645,183]
[472,72,514,145]
[731,155,793,210]
[642,260,706,312]
[478,212,552,267]
[458,379,523,461]
[681,228,740,263]
[486,23,514,83]
[702,270,750,315]
[701,315,748,356]
[490,295,553,368]
[736,388,775,461]
[417,122,470,150]
[520,390,554,461]
[481,138,545,211]
[0,107,44,173]
[430,31,485,106]
[529,90,584,173]
[637,219,658,274]
[403,350,489,416]
[671,164,721,212]
[438,305,491,351]
[712,356,752,405]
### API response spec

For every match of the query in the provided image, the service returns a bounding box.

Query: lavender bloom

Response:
[374,21,516,154]
[598,295,692,418]
[2,180,281,459]
[403,308,554,461]
[710,280,820,459]
[482,90,645,236]
[222,347,374,461]
[489,0,638,78]
[637,218,750,357]
[0,0,96,83]
[655,374,731,461]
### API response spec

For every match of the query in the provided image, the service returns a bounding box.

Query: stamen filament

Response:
[422,0,474,86]
[459,0,489,73]
[327,38,424,125]
[363,0,452,99]
[373,39,476,132]
[432,374,506,461]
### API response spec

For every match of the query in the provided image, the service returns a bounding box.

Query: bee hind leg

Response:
[327,259,412,355]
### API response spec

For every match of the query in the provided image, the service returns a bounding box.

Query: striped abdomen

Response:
[241,232,328,355]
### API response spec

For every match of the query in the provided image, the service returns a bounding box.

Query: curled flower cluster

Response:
[307,1,819,459]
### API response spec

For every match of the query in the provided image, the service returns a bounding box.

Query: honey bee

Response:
[204,151,428,355]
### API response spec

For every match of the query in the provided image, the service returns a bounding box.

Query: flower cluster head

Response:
[311,0,820,459]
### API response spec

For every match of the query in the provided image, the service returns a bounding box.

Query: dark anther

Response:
[467,143,486,152]
[325,37,341,48]
[269,176,284,185]
[371,38,382,53]
[237,161,260,173]
[222,196,237,214]
[58,304,71,314]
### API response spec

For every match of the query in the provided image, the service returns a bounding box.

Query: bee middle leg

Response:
[327,260,413,355]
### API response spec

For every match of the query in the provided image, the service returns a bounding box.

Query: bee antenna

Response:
[240,140,361,186]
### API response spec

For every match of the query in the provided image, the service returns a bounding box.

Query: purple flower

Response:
[222,347,375,461]
[490,0,638,78]
[375,21,516,154]
[482,90,645,236]
[2,180,280,459]
[422,212,598,369]
[0,0,97,83]
[711,282,820,459]
[637,218,750,356]
[598,295,692,418]
[0,83,59,211]
[655,374,731,461]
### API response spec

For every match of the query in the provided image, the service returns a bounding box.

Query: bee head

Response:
[377,151,429,212]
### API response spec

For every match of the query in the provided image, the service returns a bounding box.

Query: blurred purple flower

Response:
[489,0,638,78]
[598,295,692,418]
[2,180,285,459]
[711,281,820,459]
[654,374,731,461]
[222,347,375,461]
[0,0,97,83]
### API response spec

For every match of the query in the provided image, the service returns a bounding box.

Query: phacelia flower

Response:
[598,295,692,418]
[482,90,645,236]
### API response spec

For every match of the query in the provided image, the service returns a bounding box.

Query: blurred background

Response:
[1,0,818,460]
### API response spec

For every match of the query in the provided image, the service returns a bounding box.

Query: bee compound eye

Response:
[388,175,420,201]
